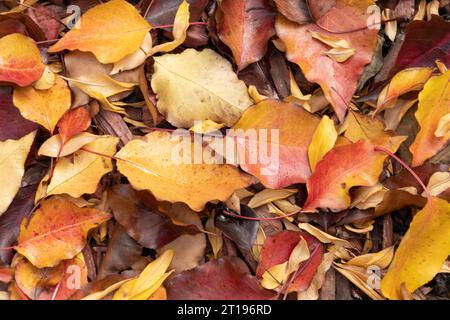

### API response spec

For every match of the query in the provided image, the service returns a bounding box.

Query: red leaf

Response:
[166,256,275,300]
[390,15,450,77]
[57,106,91,144]
[217,0,275,70]
[256,230,323,292]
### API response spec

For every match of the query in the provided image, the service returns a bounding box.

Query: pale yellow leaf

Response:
[38,132,100,157]
[0,131,36,215]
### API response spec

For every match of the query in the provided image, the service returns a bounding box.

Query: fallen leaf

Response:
[308,115,337,172]
[215,204,259,251]
[0,92,38,142]
[13,75,71,133]
[247,188,297,208]
[381,197,450,299]
[275,0,379,121]
[375,67,433,113]
[15,197,111,268]
[146,0,189,56]
[151,48,253,128]
[44,135,118,198]
[115,131,255,211]
[38,132,100,158]
[410,70,450,167]
[57,107,91,144]
[217,0,274,70]
[389,15,450,77]
[347,246,394,269]
[0,131,36,215]
[232,99,319,188]
[303,137,405,212]
[256,230,323,292]
[0,33,44,86]
[48,0,151,64]
[108,184,200,249]
[113,250,173,300]
[425,171,450,197]
[166,256,275,300]
[273,0,311,24]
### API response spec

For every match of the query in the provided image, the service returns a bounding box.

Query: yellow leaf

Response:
[381,197,450,299]
[64,51,137,113]
[48,0,151,64]
[261,261,287,290]
[287,237,310,275]
[113,250,174,300]
[334,263,384,300]
[38,132,100,158]
[82,279,132,300]
[376,67,433,113]
[33,66,55,90]
[308,115,337,172]
[424,171,450,197]
[0,131,36,215]
[205,214,223,258]
[298,223,352,248]
[189,120,224,134]
[410,70,450,166]
[347,246,394,269]
[111,33,153,75]
[13,76,71,133]
[247,188,297,208]
[45,136,118,198]
[115,131,255,211]
[151,48,253,128]
[435,113,450,138]
[147,0,190,56]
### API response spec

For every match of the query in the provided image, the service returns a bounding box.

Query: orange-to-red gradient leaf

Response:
[57,107,91,144]
[275,0,379,121]
[232,99,319,189]
[0,33,44,87]
[303,137,405,212]
[15,197,112,268]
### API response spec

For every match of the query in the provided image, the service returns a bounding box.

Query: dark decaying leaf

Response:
[274,0,311,24]
[0,186,36,264]
[389,15,450,77]
[144,0,207,25]
[215,204,259,251]
[166,256,275,300]
[108,184,200,249]
[256,230,323,292]
[98,224,142,279]
[0,92,38,142]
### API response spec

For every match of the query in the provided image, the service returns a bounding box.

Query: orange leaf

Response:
[15,198,112,268]
[409,70,450,167]
[0,33,44,87]
[232,99,319,189]
[57,107,91,144]
[48,0,151,64]
[275,0,379,121]
[303,137,405,212]
[217,0,274,70]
